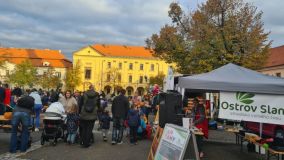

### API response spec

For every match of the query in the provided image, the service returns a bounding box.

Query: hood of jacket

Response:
[85,90,97,98]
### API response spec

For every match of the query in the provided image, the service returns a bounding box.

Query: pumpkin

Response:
[4,112,12,120]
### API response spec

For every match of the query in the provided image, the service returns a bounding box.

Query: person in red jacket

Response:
[192,98,208,158]
[3,84,11,110]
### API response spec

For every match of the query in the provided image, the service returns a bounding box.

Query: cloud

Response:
[245,0,284,47]
[0,0,283,60]
[0,0,175,60]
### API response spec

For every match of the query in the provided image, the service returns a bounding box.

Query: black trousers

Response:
[80,119,95,147]
[196,135,203,152]
[129,126,138,144]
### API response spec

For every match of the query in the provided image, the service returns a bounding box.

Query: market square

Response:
[1,0,284,160]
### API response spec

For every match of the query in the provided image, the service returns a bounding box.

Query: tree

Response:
[146,0,271,74]
[149,72,165,87]
[65,60,82,92]
[105,67,122,93]
[0,60,4,68]
[7,60,37,88]
[37,67,62,90]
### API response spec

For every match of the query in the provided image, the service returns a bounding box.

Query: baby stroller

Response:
[41,102,66,146]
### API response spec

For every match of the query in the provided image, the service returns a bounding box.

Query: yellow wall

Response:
[73,46,171,95]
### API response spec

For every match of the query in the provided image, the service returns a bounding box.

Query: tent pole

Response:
[259,123,263,138]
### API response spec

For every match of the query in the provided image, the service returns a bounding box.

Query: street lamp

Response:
[100,60,105,91]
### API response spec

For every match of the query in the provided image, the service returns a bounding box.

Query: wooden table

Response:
[191,127,204,136]
[0,115,10,121]
[267,148,284,160]
[0,115,12,131]
[226,128,244,145]
[230,129,284,160]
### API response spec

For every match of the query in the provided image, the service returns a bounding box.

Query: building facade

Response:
[0,47,72,88]
[259,45,284,78]
[73,44,171,95]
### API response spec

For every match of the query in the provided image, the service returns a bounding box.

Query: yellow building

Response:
[73,44,171,95]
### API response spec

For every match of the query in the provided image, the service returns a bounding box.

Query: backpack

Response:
[128,111,139,127]
[84,95,98,113]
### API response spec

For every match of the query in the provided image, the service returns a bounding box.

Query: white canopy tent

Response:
[178,63,284,94]
[178,63,284,136]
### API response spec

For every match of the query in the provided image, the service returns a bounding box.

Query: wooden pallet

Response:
[148,126,163,160]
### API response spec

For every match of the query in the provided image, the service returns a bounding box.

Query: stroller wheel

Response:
[40,136,45,145]
[52,139,57,146]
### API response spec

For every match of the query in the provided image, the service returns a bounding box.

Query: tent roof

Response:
[178,63,284,94]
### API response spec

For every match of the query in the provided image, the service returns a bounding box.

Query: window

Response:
[276,72,281,77]
[139,76,143,83]
[118,74,122,82]
[55,72,61,78]
[118,62,122,69]
[151,64,154,71]
[107,74,111,82]
[129,63,133,70]
[127,89,131,96]
[107,62,111,68]
[129,75,132,83]
[85,68,91,79]
[140,64,143,70]
[144,76,148,82]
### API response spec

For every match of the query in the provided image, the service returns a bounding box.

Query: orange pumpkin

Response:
[4,112,13,120]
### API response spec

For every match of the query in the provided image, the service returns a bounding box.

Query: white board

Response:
[219,91,284,125]
[154,124,191,160]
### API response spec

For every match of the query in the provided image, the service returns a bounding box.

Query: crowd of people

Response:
[1,82,207,158]
[1,82,160,153]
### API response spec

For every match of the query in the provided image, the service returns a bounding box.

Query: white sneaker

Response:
[117,141,123,145]
[34,128,39,132]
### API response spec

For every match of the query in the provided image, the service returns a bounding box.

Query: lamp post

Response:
[100,60,105,91]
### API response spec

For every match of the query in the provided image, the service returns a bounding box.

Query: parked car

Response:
[244,121,284,145]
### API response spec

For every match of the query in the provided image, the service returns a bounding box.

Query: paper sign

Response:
[182,118,190,129]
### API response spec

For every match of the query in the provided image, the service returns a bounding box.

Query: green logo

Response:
[236,92,255,104]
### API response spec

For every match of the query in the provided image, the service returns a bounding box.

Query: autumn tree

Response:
[0,60,4,68]
[7,60,37,88]
[105,67,122,93]
[65,61,82,92]
[37,67,62,90]
[149,72,165,87]
[146,0,271,74]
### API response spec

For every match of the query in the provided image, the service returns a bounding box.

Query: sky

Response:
[0,0,283,60]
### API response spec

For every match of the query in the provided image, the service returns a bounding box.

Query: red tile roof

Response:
[0,47,72,68]
[265,45,284,68]
[92,44,155,59]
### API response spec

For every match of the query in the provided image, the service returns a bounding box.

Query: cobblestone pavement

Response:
[0,129,269,160]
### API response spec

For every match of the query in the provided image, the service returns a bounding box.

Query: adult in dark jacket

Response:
[0,83,6,115]
[10,95,35,153]
[74,90,83,114]
[80,85,99,148]
[111,89,129,145]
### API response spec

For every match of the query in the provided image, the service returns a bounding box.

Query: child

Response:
[137,114,147,139]
[100,110,111,141]
[66,105,79,144]
[127,106,140,145]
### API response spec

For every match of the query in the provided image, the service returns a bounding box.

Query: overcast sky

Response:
[0,0,283,60]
